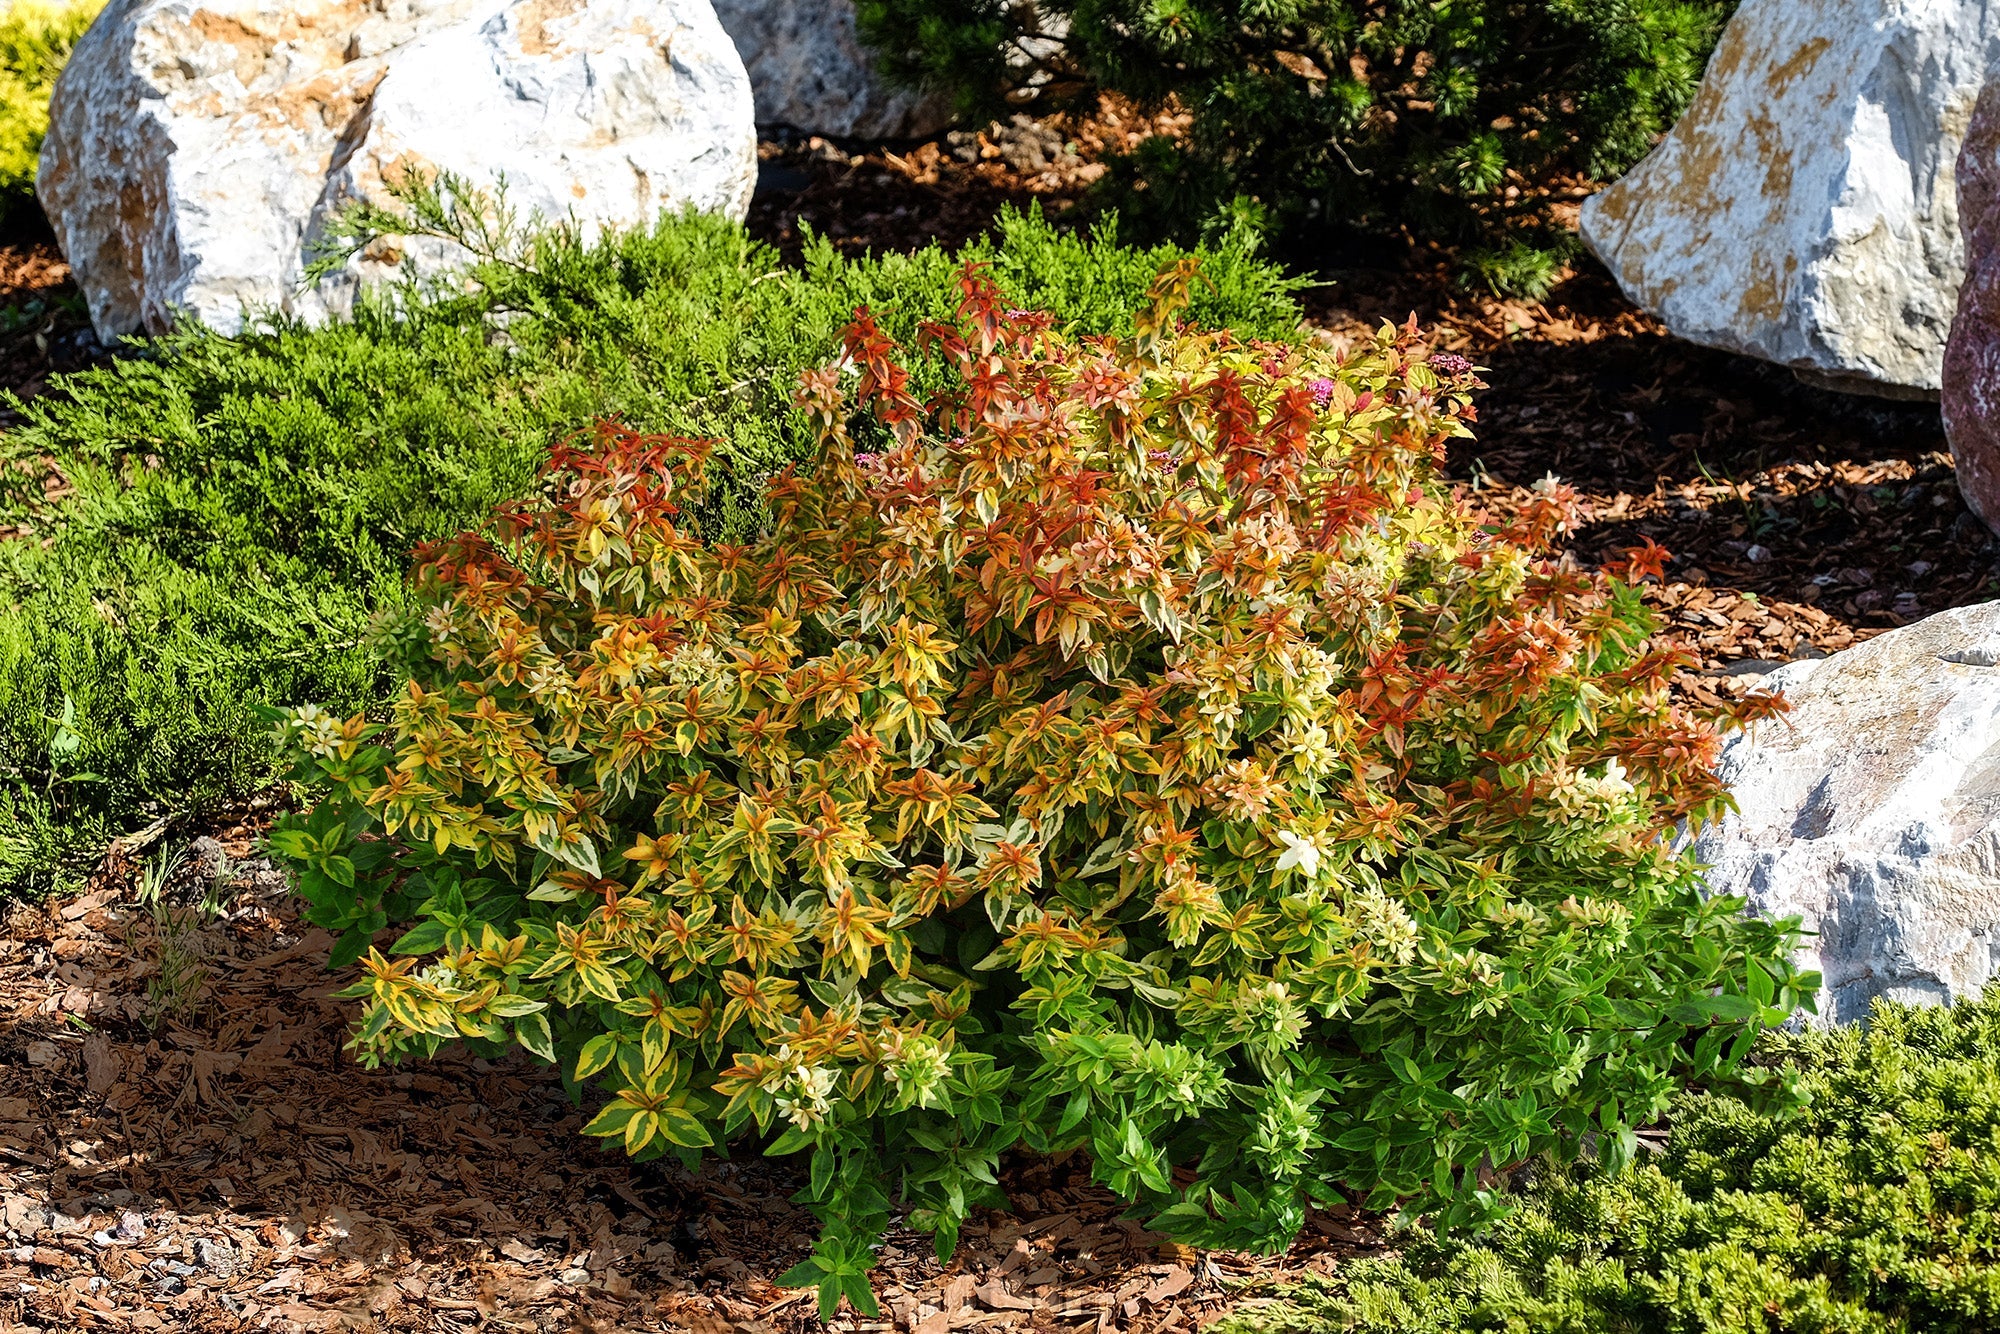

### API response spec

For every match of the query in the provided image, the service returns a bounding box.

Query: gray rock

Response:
[1693,603,2000,1025]
[1582,0,2000,397]
[39,0,758,340]
[713,0,951,140]
[195,1236,237,1278]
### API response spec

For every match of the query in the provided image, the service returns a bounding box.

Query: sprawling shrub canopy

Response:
[858,0,1734,291]
[271,267,1807,1316]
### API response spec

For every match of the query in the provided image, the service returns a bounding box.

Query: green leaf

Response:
[1077,837,1127,879]
[389,919,449,956]
[810,1144,836,1202]
[767,1127,815,1157]
[575,1034,620,1081]
[659,1108,714,1149]
[489,993,547,1020]
[840,1271,880,1317]
[515,1012,556,1063]
[774,1258,824,1291]
[581,1101,641,1139]
[328,927,372,970]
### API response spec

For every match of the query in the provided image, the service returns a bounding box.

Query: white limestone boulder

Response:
[1581,0,2000,397]
[1693,604,2000,1026]
[38,0,758,339]
[713,0,950,140]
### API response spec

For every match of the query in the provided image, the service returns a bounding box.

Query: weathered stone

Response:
[1944,83,2000,532]
[1581,0,2000,397]
[711,0,950,141]
[1692,604,2000,1026]
[39,0,757,339]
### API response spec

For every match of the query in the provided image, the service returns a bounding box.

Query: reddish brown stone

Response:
[1943,82,2000,534]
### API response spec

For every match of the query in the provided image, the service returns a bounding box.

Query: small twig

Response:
[757,1289,815,1316]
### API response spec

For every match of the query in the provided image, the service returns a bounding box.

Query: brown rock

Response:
[1945,81,2000,534]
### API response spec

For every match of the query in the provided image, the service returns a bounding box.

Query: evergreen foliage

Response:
[1219,995,2000,1334]
[268,269,1807,1316]
[855,0,1734,293]
[0,0,102,197]
[0,203,1301,893]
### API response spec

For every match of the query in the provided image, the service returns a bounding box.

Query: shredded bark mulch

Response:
[0,816,1381,1334]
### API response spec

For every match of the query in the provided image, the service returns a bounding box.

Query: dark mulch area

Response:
[0,213,103,411]
[746,98,1180,262]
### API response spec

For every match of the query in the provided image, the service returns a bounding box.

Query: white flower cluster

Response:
[1349,886,1421,965]
[526,661,579,707]
[422,601,464,644]
[663,641,728,691]
[1182,641,1254,731]
[1274,828,1330,879]
[761,1045,840,1131]
[1230,979,1307,1069]
[1280,722,1336,778]
[1281,641,1344,703]
[288,704,347,760]
[1546,760,1643,861]
[1554,759,1635,817]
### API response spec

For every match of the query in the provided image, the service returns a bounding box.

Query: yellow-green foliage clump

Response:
[270,265,1811,1318]
[0,0,102,194]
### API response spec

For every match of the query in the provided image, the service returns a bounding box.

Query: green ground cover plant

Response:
[269,267,1809,1317]
[0,199,1300,894]
[857,0,1734,293]
[0,0,101,198]
[1219,995,2000,1334]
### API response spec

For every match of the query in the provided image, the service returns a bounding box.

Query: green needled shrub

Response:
[0,0,102,197]
[0,200,1302,894]
[855,0,1734,293]
[1219,995,2000,1334]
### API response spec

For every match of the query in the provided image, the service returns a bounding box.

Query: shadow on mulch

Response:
[0,209,105,412]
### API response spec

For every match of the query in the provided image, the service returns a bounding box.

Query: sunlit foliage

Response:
[270,265,1808,1316]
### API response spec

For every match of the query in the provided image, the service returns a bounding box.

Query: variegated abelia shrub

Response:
[269,264,1812,1317]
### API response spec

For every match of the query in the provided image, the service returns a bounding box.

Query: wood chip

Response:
[976,1281,1042,1312]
